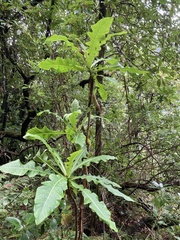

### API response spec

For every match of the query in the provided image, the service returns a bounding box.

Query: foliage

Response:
[0,0,179,239]
[0,174,38,239]
[0,100,134,237]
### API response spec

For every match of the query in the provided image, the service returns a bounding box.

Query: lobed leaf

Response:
[72,182,118,232]
[67,146,87,176]
[74,131,86,147]
[74,175,120,188]
[63,110,81,129]
[85,17,113,67]
[68,110,81,129]
[24,126,64,141]
[76,175,134,202]
[0,159,39,176]
[39,57,85,73]
[75,155,116,170]
[65,149,83,176]
[34,174,67,225]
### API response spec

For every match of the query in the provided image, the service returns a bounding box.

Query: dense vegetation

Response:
[0,0,179,239]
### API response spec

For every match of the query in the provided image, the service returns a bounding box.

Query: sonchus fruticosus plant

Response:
[0,16,148,238]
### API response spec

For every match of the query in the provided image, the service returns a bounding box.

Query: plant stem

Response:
[67,187,78,240]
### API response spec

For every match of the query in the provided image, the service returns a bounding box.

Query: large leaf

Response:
[75,155,116,170]
[76,175,134,202]
[39,57,85,72]
[24,126,64,141]
[0,160,45,177]
[34,174,67,225]
[72,182,117,232]
[85,17,113,67]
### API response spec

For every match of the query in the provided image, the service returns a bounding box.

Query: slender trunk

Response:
[67,187,79,240]
[90,0,106,235]
[78,1,107,236]
[123,75,132,143]
[95,0,106,157]
[78,75,94,239]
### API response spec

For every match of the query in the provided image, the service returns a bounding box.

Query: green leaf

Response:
[34,151,60,176]
[45,35,80,53]
[74,175,120,187]
[103,76,118,84]
[159,0,166,3]
[64,110,81,129]
[85,17,113,67]
[120,67,148,74]
[6,217,23,231]
[105,31,127,41]
[91,58,106,68]
[103,59,148,74]
[0,160,42,177]
[37,109,52,116]
[65,149,83,176]
[76,155,116,170]
[96,81,108,102]
[66,146,87,176]
[39,57,85,73]
[68,110,81,129]
[28,166,49,177]
[74,131,85,147]
[98,86,107,102]
[65,125,76,142]
[0,160,46,177]
[34,174,67,225]
[45,35,85,60]
[24,133,67,176]
[105,58,122,66]
[72,183,117,232]
[64,110,84,146]
[70,99,80,112]
[24,126,64,141]
[76,175,134,202]
[25,213,35,225]
[37,110,62,121]
[45,34,69,44]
